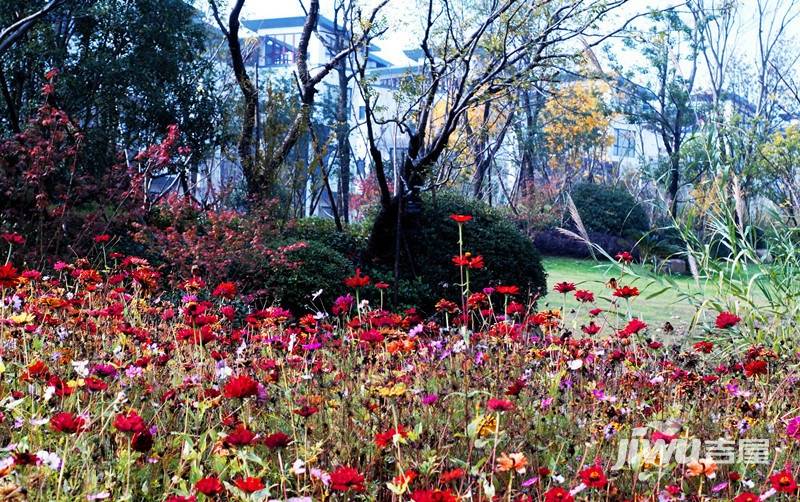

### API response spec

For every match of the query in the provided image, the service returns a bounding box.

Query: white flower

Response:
[36,450,62,470]
[72,360,89,378]
[291,458,306,475]
[43,386,55,402]
[568,359,583,370]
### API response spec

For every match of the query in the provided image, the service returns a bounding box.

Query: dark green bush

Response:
[570,182,649,239]
[283,218,366,261]
[365,192,548,311]
[264,239,351,313]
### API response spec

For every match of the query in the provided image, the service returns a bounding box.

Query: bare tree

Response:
[208,0,388,197]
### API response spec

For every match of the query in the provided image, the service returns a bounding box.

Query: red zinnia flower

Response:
[449,214,473,223]
[715,311,741,329]
[613,285,639,299]
[293,405,319,418]
[770,470,797,493]
[693,341,714,354]
[195,476,224,496]
[574,290,594,303]
[744,359,768,377]
[330,466,366,492]
[579,465,607,488]
[212,282,237,299]
[263,431,292,449]
[0,263,19,288]
[50,412,86,434]
[733,493,760,502]
[93,234,111,244]
[487,398,515,412]
[411,489,458,502]
[224,424,257,447]
[234,476,265,493]
[544,487,574,502]
[223,375,259,399]
[375,281,390,289]
[113,410,146,433]
[1,233,25,246]
[553,282,576,294]
[615,251,634,263]
[375,425,409,448]
[439,468,465,484]
[344,268,371,288]
[131,430,154,452]
[496,285,520,295]
[582,321,601,335]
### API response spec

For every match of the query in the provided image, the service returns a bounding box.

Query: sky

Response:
[205,0,800,90]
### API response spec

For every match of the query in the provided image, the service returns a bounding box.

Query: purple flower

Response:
[787,416,800,440]
[421,394,438,406]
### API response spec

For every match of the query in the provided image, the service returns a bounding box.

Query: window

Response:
[262,33,301,66]
[612,128,635,157]
[358,106,366,120]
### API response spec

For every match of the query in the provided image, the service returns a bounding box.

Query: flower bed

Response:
[0,223,798,502]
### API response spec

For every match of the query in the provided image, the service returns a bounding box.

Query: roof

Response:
[242,16,392,68]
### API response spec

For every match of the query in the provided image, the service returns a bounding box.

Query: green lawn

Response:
[540,256,704,328]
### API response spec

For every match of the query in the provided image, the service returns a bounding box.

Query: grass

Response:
[540,256,704,330]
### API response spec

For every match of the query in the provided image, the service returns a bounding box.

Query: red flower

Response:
[0,233,25,246]
[505,379,526,396]
[439,468,465,484]
[375,425,409,448]
[344,268,371,288]
[234,476,265,493]
[553,282,576,294]
[411,489,458,502]
[579,465,607,488]
[613,285,639,299]
[744,359,768,377]
[487,398,515,412]
[715,311,741,329]
[330,466,366,492]
[615,251,634,263]
[574,290,594,303]
[619,318,647,337]
[582,322,601,335]
[293,405,319,418]
[733,493,759,502]
[93,234,111,244]
[224,424,257,447]
[467,254,484,269]
[375,281,390,289]
[495,285,520,295]
[131,430,154,452]
[223,375,258,399]
[195,476,224,496]
[770,470,797,493]
[449,214,473,223]
[50,412,86,434]
[113,410,146,433]
[0,263,19,288]
[263,431,292,449]
[212,281,237,299]
[166,496,197,502]
[544,487,574,502]
[693,341,714,354]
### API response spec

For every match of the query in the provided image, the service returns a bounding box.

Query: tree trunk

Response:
[335,60,351,223]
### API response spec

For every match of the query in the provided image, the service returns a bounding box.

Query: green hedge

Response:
[570,182,649,239]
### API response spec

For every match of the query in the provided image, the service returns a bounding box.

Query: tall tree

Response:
[208,0,388,198]
[614,8,702,216]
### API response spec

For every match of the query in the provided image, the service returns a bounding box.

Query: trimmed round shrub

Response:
[570,182,649,239]
[365,192,547,310]
[283,217,366,261]
[263,239,351,313]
